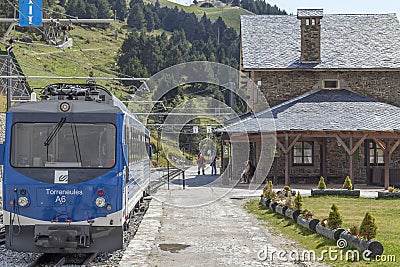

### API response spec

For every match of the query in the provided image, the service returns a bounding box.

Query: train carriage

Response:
[0,83,150,253]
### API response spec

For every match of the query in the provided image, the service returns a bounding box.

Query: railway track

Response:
[0,212,4,246]
[30,252,98,267]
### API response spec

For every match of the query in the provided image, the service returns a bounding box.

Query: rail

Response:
[150,166,185,193]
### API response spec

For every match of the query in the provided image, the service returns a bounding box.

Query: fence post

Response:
[167,161,170,190]
[182,171,185,189]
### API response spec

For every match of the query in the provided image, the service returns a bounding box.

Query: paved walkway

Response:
[120,168,333,267]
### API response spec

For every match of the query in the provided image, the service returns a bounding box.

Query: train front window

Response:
[11,122,116,168]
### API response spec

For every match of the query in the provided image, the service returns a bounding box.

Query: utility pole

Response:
[6,46,13,111]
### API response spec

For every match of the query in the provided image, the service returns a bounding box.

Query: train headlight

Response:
[60,102,70,112]
[18,196,29,207]
[95,197,106,208]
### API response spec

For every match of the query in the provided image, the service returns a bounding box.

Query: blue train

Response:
[0,83,151,253]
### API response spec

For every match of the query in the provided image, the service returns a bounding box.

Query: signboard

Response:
[19,0,43,27]
[193,126,198,134]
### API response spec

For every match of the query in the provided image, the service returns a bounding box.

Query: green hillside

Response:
[158,0,253,30]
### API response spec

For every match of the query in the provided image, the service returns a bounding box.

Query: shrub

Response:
[262,180,276,199]
[320,217,328,227]
[343,176,353,190]
[301,209,313,220]
[359,212,378,241]
[349,225,359,237]
[294,191,303,211]
[388,186,394,192]
[286,195,295,210]
[327,204,343,229]
[317,176,327,190]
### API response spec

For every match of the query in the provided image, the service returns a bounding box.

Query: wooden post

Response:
[349,134,354,185]
[321,139,327,180]
[384,149,390,189]
[285,134,290,186]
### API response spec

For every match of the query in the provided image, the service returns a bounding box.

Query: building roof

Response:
[218,89,400,133]
[241,13,400,69]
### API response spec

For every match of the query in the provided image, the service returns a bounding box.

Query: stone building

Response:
[218,9,400,188]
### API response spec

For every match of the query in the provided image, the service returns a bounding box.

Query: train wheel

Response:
[123,221,129,231]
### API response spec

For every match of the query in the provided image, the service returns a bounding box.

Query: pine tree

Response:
[294,192,303,210]
[327,204,343,230]
[359,212,378,240]
[127,4,146,30]
[343,176,353,190]
[317,176,326,189]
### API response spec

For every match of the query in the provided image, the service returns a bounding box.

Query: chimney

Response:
[297,9,323,63]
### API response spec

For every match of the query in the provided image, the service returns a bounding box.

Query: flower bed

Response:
[259,196,384,257]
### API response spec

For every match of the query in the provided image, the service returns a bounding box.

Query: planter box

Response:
[315,224,345,241]
[275,205,288,215]
[259,197,271,207]
[284,208,301,221]
[311,189,360,197]
[269,201,278,213]
[377,192,400,199]
[296,217,319,232]
[339,231,384,257]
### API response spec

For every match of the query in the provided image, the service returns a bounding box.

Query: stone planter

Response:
[339,231,384,257]
[296,217,310,229]
[377,192,400,199]
[315,224,345,241]
[269,201,278,213]
[275,205,288,215]
[284,208,301,221]
[259,197,271,207]
[296,217,319,232]
[308,218,320,232]
[311,189,360,197]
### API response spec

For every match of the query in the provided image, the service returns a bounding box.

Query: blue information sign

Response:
[19,0,43,27]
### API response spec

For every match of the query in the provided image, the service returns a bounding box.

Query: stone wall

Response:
[250,70,400,108]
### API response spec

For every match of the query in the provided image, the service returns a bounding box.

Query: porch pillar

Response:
[349,134,354,185]
[321,139,327,180]
[285,134,290,185]
[384,149,390,189]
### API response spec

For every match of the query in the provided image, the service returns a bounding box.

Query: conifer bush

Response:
[317,176,327,190]
[343,176,353,190]
[359,212,378,241]
[262,180,275,199]
[327,204,343,229]
[294,191,303,211]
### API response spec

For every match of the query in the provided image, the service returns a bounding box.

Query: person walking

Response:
[210,156,217,175]
[196,153,205,175]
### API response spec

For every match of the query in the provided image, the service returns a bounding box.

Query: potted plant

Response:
[317,176,327,190]
[377,186,400,198]
[296,209,319,232]
[343,176,353,190]
[260,180,275,206]
[284,194,300,220]
[316,204,345,241]
[311,176,360,197]
[339,212,383,257]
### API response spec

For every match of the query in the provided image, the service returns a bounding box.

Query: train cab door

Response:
[123,136,130,228]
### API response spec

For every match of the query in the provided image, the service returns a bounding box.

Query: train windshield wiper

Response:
[44,117,66,147]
